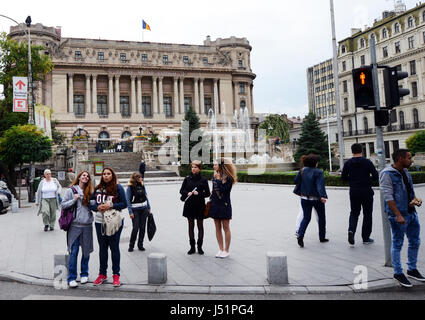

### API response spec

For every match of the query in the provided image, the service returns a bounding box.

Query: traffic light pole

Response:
[370,37,392,267]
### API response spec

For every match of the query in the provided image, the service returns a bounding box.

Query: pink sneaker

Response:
[93,274,107,286]
[112,274,121,287]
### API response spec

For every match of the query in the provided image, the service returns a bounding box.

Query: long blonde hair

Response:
[70,171,94,206]
[128,172,144,187]
[215,158,237,185]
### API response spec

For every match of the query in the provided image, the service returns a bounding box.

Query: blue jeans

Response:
[67,235,90,283]
[95,222,123,276]
[388,213,421,275]
[298,199,326,240]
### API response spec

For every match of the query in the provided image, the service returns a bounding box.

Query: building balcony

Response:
[343,122,424,137]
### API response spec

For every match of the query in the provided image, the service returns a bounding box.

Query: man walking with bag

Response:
[380,149,424,288]
[342,143,379,246]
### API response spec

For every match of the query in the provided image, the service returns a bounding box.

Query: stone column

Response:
[115,75,120,114]
[68,74,74,113]
[108,75,114,114]
[247,82,252,115]
[199,78,205,115]
[194,78,199,114]
[213,79,219,113]
[250,83,254,114]
[179,77,185,114]
[131,75,137,115]
[152,76,158,114]
[92,74,97,114]
[173,77,179,116]
[158,76,163,114]
[233,81,238,113]
[85,74,91,114]
[137,76,142,114]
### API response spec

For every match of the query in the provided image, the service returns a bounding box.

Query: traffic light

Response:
[352,66,375,109]
[383,66,410,108]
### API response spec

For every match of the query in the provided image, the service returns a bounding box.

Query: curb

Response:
[0,271,412,295]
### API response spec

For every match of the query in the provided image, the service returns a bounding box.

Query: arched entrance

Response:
[98,131,110,151]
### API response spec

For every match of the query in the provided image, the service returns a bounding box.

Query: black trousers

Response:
[129,208,148,249]
[348,192,374,241]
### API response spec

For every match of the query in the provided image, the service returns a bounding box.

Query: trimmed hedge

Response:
[178,167,425,186]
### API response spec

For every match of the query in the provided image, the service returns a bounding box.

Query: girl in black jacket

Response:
[179,160,211,255]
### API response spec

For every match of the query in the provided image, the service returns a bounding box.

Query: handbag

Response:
[58,187,78,231]
[147,213,156,241]
[204,201,211,218]
[293,168,304,196]
[102,209,124,236]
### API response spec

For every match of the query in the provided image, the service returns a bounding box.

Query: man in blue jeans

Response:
[380,149,424,288]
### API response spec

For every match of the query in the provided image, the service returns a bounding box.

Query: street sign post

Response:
[12,77,28,112]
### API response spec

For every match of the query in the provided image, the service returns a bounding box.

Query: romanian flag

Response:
[142,20,151,31]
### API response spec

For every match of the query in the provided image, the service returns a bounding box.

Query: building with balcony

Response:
[337,2,425,159]
[8,24,256,147]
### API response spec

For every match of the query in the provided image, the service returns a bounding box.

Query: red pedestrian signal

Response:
[352,66,375,109]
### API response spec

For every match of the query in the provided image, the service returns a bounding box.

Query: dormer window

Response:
[360,38,365,48]
[341,45,346,54]
[395,23,400,33]
[408,16,414,28]
[382,28,387,39]
[120,53,126,61]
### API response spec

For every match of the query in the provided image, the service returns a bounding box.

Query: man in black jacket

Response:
[342,143,379,246]
[139,159,146,179]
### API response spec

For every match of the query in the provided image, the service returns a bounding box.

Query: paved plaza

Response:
[1,182,425,293]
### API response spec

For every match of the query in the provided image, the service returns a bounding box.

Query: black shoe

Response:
[138,247,145,251]
[407,269,425,282]
[297,237,304,248]
[363,238,374,245]
[44,225,49,232]
[128,247,134,252]
[394,273,413,288]
[50,227,54,231]
[348,232,355,246]
[320,239,329,243]
[188,239,196,254]
[197,240,204,255]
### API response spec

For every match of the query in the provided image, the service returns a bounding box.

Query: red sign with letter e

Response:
[12,77,28,113]
[13,98,28,112]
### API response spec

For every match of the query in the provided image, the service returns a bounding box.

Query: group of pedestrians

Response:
[293,143,424,288]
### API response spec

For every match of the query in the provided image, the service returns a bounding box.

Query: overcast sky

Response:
[0,0,421,117]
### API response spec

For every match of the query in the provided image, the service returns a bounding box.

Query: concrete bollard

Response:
[148,253,167,284]
[266,252,289,285]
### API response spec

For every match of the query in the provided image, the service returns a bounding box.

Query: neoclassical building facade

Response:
[9,24,256,145]
[337,3,425,160]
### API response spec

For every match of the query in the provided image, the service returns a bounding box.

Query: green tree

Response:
[294,112,330,169]
[259,114,290,143]
[0,124,53,204]
[0,32,53,193]
[406,130,425,155]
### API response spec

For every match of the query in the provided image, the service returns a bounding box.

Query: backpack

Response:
[59,187,78,231]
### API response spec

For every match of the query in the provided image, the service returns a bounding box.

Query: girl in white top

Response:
[35,169,62,231]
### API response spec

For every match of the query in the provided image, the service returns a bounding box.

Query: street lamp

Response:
[139,125,143,136]
[77,125,83,137]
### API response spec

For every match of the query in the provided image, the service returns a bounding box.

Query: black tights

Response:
[188,218,204,241]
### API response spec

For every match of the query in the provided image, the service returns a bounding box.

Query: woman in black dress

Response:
[180,160,211,255]
[210,158,237,259]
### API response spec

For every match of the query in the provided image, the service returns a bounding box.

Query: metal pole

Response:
[326,94,333,172]
[27,26,34,125]
[370,37,392,267]
[330,0,345,170]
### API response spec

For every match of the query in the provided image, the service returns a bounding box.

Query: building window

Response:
[393,140,400,153]
[183,56,189,64]
[341,45,346,54]
[412,82,418,97]
[239,83,245,94]
[384,141,390,159]
[240,100,246,110]
[382,28,387,39]
[202,57,208,64]
[423,31,425,44]
[344,97,348,112]
[410,60,417,75]
[369,142,375,155]
[141,54,148,62]
[342,61,346,71]
[363,117,369,133]
[97,95,108,117]
[238,60,243,68]
[163,55,168,64]
[98,52,104,61]
[164,97,173,117]
[184,97,192,113]
[408,36,415,49]
[204,97,212,114]
[74,95,85,116]
[399,111,405,129]
[120,96,130,117]
[395,41,401,53]
[390,109,397,123]
[383,46,388,58]
[423,10,425,23]
[142,96,152,116]
[75,51,82,59]
[413,108,419,127]
[360,38,365,48]
[343,80,348,93]
[122,131,132,139]
[348,120,353,136]
[395,23,400,33]
[120,53,127,61]
[360,55,365,66]
[98,131,110,150]
[408,16,414,28]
